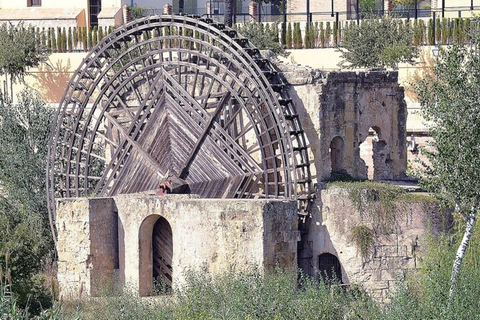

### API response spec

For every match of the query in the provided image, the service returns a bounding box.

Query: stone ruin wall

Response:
[279,62,408,183]
[56,195,298,298]
[309,187,444,302]
[277,60,436,302]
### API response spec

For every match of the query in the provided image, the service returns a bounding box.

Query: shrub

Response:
[325,21,332,47]
[293,23,303,49]
[286,22,292,49]
[435,18,442,44]
[67,27,73,52]
[319,22,325,48]
[236,22,283,54]
[52,268,381,319]
[428,18,435,45]
[351,225,374,261]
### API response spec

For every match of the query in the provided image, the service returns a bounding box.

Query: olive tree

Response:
[0,89,54,313]
[339,15,418,69]
[415,44,480,303]
[0,23,49,102]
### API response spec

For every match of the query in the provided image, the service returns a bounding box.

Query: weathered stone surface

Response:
[56,195,297,299]
[275,61,408,182]
[307,186,442,302]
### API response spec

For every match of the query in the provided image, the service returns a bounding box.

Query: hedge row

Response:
[34,26,114,52]
[282,17,479,49]
[32,17,479,53]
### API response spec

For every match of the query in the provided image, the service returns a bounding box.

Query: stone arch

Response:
[330,136,345,174]
[359,126,387,180]
[139,214,173,296]
[318,252,342,283]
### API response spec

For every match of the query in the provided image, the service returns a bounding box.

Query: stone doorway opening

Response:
[359,126,386,180]
[152,217,173,294]
[318,253,342,283]
[330,136,345,174]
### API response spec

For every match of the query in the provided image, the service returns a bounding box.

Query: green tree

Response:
[339,15,418,69]
[325,21,331,47]
[428,18,435,45]
[415,43,480,303]
[0,23,49,102]
[0,89,54,313]
[286,22,292,49]
[293,23,302,49]
[319,22,325,48]
[441,18,448,44]
[87,27,93,50]
[435,18,442,44]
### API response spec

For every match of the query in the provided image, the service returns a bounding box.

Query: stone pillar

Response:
[56,198,117,299]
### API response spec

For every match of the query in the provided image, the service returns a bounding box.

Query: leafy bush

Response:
[339,15,418,69]
[0,90,55,316]
[52,268,381,320]
[236,22,284,54]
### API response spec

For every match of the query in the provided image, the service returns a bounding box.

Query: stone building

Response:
[51,16,441,302]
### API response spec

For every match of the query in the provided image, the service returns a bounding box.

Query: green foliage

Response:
[427,18,435,45]
[0,90,55,315]
[87,27,93,51]
[304,22,315,49]
[325,22,331,47]
[286,22,292,49]
[72,27,78,50]
[51,269,380,319]
[293,23,303,49]
[272,23,279,43]
[236,22,283,54]
[92,27,97,47]
[339,15,418,69]
[98,26,104,42]
[416,44,480,216]
[41,28,46,48]
[351,225,374,261]
[329,181,411,237]
[82,27,87,51]
[333,21,338,46]
[129,6,148,20]
[435,18,442,44]
[319,22,325,48]
[360,0,378,13]
[67,27,72,52]
[415,39,480,301]
[384,226,480,319]
[0,23,49,99]
[441,18,448,44]
[46,29,52,52]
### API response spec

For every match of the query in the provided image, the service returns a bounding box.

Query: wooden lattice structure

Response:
[47,15,313,236]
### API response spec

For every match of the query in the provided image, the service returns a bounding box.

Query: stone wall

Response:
[279,63,408,182]
[308,185,444,302]
[56,194,298,298]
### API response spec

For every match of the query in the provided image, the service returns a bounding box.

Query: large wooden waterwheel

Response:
[47,15,313,236]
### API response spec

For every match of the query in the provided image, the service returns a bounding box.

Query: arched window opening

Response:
[330,136,345,174]
[318,253,342,283]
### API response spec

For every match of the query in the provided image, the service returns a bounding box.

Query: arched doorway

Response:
[318,253,342,283]
[152,217,173,294]
[330,136,345,173]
